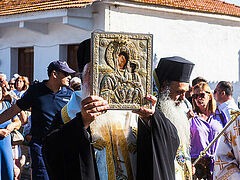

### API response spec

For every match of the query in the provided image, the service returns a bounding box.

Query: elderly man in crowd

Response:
[43,39,182,180]
[70,76,82,91]
[213,81,240,179]
[0,73,9,90]
[153,56,195,180]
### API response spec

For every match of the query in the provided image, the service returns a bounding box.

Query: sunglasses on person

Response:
[192,92,209,99]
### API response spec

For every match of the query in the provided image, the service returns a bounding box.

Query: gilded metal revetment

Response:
[91,32,153,110]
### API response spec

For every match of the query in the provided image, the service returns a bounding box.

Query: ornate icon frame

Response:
[91,32,153,110]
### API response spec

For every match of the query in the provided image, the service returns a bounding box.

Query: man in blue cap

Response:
[0,60,75,180]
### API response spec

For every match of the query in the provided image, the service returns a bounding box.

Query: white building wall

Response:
[0,4,108,81]
[0,23,92,49]
[0,22,96,81]
[0,48,11,78]
[103,4,240,101]
[105,5,240,83]
[34,45,61,81]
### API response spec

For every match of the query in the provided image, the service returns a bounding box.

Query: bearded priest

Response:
[153,56,195,180]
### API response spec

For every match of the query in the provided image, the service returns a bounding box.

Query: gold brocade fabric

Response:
[61,105,71,124]
[61,106,137,179]
[213,117,240,179]
[175,145,192,180]
[91,120,137,180]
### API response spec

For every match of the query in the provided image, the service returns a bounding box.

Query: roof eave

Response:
[0,0,95,16]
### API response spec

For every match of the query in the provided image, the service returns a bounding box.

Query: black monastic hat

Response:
[77,38,91,73]
[154,56,195,88]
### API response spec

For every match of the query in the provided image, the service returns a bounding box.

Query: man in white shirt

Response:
[214,81,238,121]
[213,81,240,179]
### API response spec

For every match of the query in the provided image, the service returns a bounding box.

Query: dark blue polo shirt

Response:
[16,80,73,141]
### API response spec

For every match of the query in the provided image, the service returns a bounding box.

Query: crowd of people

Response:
[0,38,239,180]
[0,69,82,180]
[0,73,31,180]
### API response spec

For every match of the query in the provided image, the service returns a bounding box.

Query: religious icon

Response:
[91,32,153,109]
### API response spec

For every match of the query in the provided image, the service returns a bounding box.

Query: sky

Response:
[222,0,240,6]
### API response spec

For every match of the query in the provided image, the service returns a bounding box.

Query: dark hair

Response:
[47,69,53,77]
[218,81,233,97]
[77,39,91,73]
[47,64,58,77]
[192,76,207,87]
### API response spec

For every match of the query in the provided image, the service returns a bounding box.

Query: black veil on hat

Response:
[153,56,195,89]
[77,38,91,73]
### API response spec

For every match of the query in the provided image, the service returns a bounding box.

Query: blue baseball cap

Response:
[48,60,76,74]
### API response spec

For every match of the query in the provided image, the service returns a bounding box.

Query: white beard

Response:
[90,110,135,141]
[157,90,191,150]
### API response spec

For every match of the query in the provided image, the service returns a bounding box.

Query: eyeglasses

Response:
[214,89,222,94]
[192,93,208,99]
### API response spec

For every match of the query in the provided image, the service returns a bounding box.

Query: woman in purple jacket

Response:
[190,82,225,180]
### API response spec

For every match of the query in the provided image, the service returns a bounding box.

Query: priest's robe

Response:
[213,117,240,179]
[42,109,179,180]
